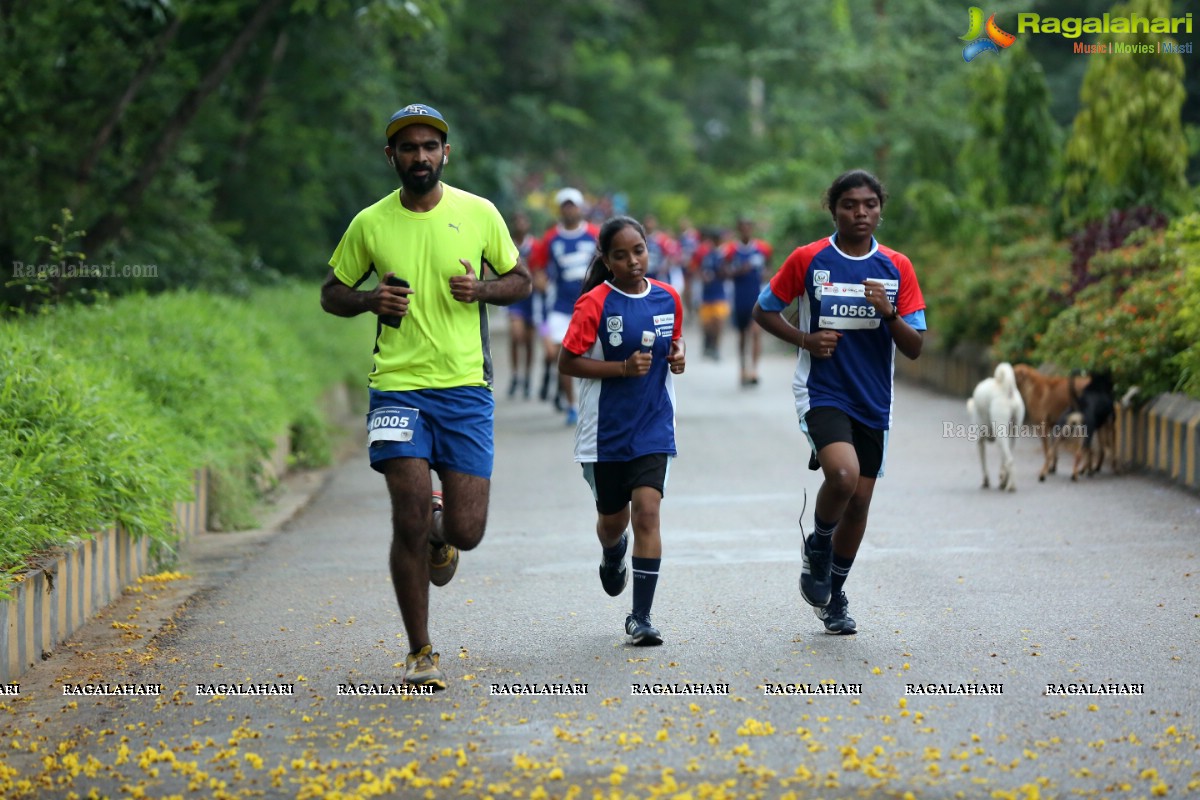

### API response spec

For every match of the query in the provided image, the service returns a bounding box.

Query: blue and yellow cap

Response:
[385,103,449,141]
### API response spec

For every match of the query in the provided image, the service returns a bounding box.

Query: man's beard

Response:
[399,161,444,196]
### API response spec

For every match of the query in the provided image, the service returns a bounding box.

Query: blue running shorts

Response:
[367,386,494,478]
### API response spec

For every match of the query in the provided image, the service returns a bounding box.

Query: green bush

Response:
[991,248,1073,363]
[1169,213,1200,397]
[0,282,371,597]
[1032,232,1185,397]
[0,333,192,596]
[914,234,1070,355]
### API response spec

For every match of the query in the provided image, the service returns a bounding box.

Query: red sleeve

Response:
[767,246,810,305]
[890,251,925,316]
[530,229,554,271]
[562,286,608,355]
[759,240,773,264]
[663,235,681,260]
[672,286,684,340]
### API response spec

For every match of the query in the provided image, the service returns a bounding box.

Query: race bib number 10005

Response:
[367,406,419,444]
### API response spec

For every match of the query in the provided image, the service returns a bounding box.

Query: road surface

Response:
[2,324,1198,799]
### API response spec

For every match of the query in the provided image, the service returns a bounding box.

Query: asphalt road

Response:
[2,321,1198,800]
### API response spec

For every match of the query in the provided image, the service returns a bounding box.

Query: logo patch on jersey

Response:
[448,222,461,233]
[813,270,831,300]
[609,332,623,347]
[607,316,624,333]
[653,314,674,327]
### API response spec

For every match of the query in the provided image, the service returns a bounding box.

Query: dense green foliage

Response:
[1169,214,1200,397]
[0,284,371,596]
[3,0,1194,309]
[1060,0,1191,228]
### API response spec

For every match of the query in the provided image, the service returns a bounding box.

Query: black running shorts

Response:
[804,406,887,479]
[582,453,670,516]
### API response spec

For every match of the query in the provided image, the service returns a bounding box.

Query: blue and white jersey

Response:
[562,279,683,463]
[539,223,600,316]
[758,234,927,430]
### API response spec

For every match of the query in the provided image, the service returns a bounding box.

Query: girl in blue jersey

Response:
[752,170,926,636]
[558,216,687,646]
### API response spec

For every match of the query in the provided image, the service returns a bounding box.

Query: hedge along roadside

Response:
[0,282,373,599]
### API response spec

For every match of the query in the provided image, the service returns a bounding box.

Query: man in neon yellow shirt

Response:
[321,104,531,690]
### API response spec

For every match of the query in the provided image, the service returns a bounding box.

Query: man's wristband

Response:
[885,306,899,322]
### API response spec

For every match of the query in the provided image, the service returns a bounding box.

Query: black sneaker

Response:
[625,613,663,646]
[598,532,629,596]
[800,534,832,607]
[815,591,857,635]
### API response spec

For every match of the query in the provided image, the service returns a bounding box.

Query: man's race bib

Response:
[367,406,419,444]
[817,279,898,330]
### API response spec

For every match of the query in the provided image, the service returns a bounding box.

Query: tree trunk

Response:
[74,13,184,193]
[82,0,287,257]
[232,28,290,172]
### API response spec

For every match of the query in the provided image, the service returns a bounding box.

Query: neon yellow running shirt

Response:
[330,184,520,391]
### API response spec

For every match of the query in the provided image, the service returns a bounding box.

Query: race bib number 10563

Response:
[817,281,896,330]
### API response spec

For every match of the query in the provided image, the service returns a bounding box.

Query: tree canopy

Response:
[1,0,1194,309]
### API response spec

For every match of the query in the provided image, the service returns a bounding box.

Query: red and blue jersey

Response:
[562,279,683,463]
[723,239,772,309]
[534,223,600,315]
[758,235,927,430]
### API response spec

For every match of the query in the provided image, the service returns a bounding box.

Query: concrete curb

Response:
[1,470,207,682]
[1,383,360,683]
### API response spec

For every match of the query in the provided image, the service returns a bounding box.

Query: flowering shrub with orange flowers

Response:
[914,210,1197,401]
[1031,223,1190,398]
[1171,213,1200,398]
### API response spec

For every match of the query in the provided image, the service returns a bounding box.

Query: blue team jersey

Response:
[510,233,537,319]
[542,224,599,315]
[700,247,727,303]
[724,239,772,309]
[561,279,683,463]
[758,234,927,430]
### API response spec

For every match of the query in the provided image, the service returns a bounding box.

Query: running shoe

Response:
[598,532,629,597]
[429,491,458,587]
[565,407,578,426]
[799,534,832,608]
[404,645,448,689]
[625,613,663,646]
[814,591,857,635]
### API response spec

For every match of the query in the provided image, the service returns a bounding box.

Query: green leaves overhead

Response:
[1060,0,1189,226]
[1,0,1194,312]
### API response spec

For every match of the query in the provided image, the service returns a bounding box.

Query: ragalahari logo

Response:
[961,7,1016,61]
